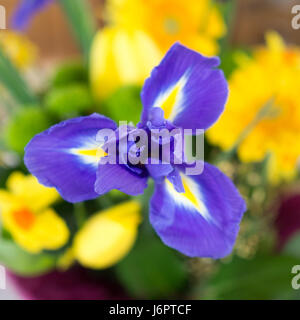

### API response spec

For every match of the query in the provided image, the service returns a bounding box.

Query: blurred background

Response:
[3,0,300,59]
[1,0,300,300]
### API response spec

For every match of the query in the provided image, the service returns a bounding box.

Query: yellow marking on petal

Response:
[182,178,200,211]
[160,83,182,119]
[77,148,107,158]
[166,176,209,220]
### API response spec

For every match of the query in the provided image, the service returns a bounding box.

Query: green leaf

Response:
[102,86,143,125]
[0,239,57,276]
[0,49,37,105]
[59,0,96,64]
[115,235,188,299]
[203,255,300,300]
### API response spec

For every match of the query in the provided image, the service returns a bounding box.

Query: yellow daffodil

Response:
[73,200,141,269]
[0,31,37,69]
[0,172,69,253]
[90,26,161,99]
[207,32,300,183]
[91,0,225,99]
[106,0,225,55]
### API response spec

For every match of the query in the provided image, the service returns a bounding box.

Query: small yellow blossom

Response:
[0,172,69,253]
[0,31,37,69]
[106,0,225,55]
[73,200,141,269]
[207,32,300,183]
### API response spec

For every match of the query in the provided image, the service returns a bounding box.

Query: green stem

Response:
[59,0,96,65]
[74,202,87,229]
[219,0,237,52]
[0,49,37,105]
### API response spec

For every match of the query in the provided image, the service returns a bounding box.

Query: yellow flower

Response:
[73,200,141,269]
[91,0,225,99]
[207,32,300,183]
[0,172,69,253]
[106,0,225,55]
[90,26,161,99]
[0,31,37,69]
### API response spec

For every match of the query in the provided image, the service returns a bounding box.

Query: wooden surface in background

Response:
[232,0,300,46]
[1,0,103,60]
[1,0,300,60]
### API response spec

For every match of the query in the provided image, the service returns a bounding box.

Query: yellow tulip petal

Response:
[90,26,161,100]
[74,201,141,269]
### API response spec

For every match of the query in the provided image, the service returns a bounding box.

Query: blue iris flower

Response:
[24,43,246,258]
[12,0,53,30]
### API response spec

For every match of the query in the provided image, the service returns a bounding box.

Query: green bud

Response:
[5,106,51,154]
[44,84,93,118]
[102,85,142,124]
[51,61,88,88]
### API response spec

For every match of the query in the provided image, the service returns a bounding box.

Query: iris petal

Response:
[12,0,53,31]
[141,42,228,130]
[95,163,148,196]
[24,114,117,203]
[149,163,246,258]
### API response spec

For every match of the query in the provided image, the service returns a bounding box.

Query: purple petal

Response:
[12,0,53,31]
[167,168,184,193]
[150,163,246,258]
[95,163,148,196]
[141,43,228,130]
[146,163,174,181]
[24,114,117,203]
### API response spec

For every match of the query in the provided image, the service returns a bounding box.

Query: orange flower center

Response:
[13,208,36,230]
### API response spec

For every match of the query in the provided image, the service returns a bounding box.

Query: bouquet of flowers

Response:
[0,0,300,300]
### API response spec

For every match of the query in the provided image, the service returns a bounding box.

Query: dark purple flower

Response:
[274,193,300,251]
[9,266,127,300]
